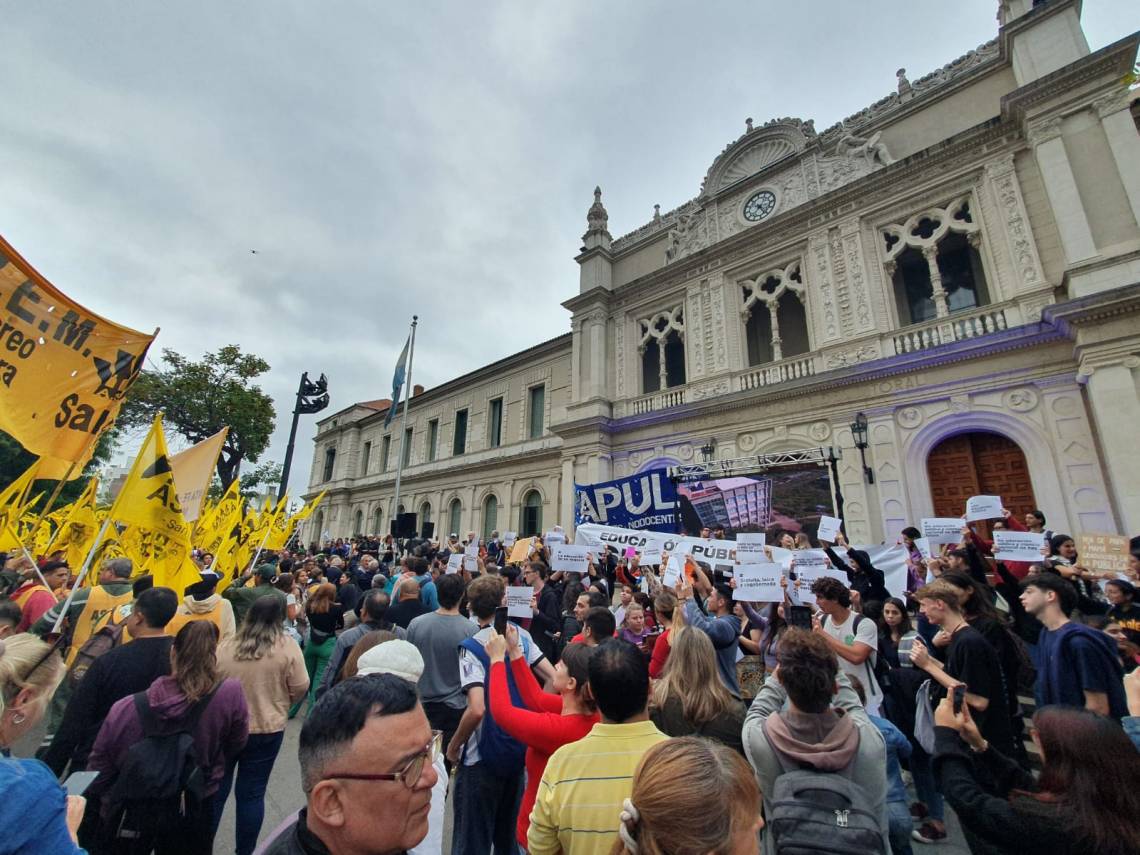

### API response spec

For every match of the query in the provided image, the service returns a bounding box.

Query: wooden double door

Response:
[927,432,1036,525]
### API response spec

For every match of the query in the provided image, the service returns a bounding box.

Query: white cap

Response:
[356,640,424,682]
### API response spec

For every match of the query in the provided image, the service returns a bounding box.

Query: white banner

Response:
[733,563,783,602]
[551,543,590,574]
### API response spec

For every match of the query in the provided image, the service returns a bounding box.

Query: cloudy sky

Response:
[2,1,1135,494]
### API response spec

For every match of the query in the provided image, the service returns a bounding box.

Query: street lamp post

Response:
[849,412,874,484]
[278,372,330,502]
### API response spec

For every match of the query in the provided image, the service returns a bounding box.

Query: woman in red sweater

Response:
[485,626,599,849]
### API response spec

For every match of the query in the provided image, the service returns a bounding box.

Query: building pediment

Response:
[700,118,815,197]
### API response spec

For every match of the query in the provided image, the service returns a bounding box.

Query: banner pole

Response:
[247,521,276,574]
[51,515,112,634]
[27,458,78,535]
[391,316,418,536]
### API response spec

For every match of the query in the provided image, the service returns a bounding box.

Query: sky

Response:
[2,1,1136,495]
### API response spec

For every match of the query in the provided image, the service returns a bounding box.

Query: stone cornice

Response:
[1042,281,1140,337]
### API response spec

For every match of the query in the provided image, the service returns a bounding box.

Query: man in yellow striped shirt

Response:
[528,640,668,854]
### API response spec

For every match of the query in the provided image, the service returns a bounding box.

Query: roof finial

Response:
[896,68,911,95]
[746,117,754,133]
[653,204,661,221]
[586,185,610,235]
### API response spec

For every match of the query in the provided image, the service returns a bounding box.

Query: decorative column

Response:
[1029,116,1097,264]
[922,246,949,318]
[1079,357,1140,532]
[656,338,667,392]
[560,457,576,532]
[768,301,783,361]
[1096,93,1140,231]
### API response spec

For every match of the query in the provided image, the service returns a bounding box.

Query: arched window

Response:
[741,261,809,366]
[419,502,432,526]
[520,490,542,537]
[482,494,499,541]
[313,510,325,543]
[372,506,382,535]
[323,447,336,481]
[353,509,363,535]
[883,197,989,325]
[448,499,462,539]
[638,307,686,393]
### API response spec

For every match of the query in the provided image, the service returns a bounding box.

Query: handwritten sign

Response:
[736,533,767,564]
[1077,533,1131,574]
[508,537,534,564]
[506,585,533,619]
[464,543,480,558]
[914,537,933,560]
[552,544,590,575]
[463,555,478,574]
[733,564,783,602]
[965,495,1003,522]
[502,531,517,547]
[446,553,463,574]
[992,530,1045,563]
[817,516,843,543]
[922,518,964,546]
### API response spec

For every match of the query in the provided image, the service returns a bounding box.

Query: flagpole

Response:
[391,316,418,531]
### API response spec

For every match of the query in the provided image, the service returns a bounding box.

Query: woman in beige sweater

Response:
[214,595,309,855]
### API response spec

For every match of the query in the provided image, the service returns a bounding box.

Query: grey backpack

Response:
[763,722,886,854]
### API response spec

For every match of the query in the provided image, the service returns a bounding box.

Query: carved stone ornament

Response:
[1026,116,1063,147]
[1003,387,1039,413]
[895,407,923,429]
[738,433,758,452]
[824,344,878,369]
[949,395,971,414]
[881,195,981,264]
[665,203,709,264]
[808,421,831,441]
[677,443,695,461]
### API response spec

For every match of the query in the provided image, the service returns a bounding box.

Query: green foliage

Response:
[240,460,284,500]
[119,345,276,489]
[0,426,117,504]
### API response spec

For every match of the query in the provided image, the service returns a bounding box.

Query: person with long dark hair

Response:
[876,597,912,669]
[934,699,1140,855]
[215,596,308,855]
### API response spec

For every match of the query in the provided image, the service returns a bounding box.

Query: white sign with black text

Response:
[733,564,784,602]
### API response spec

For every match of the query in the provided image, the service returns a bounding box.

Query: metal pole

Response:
[277,374,305,503]
[51,515,113,634]
[391,316,418,523]
[826,446,846,529]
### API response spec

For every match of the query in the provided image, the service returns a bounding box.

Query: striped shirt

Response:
[527,719,668,855]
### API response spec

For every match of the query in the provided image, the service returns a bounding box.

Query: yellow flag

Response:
[169,428,228,523]
[43,477,100,563]
[0,462,39,549]
[119,525,199,593]
[0,233,156,469]
[195,478,241,542]
[112,414,190,540]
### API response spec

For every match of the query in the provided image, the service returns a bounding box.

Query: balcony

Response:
[738,354,817,391]
[630,388,686,415]
[891,306,1008,355]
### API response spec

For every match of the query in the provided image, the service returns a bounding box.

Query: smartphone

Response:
[898,632,918,668]
[952,684,967,715]
[64,770,99,797]
[788,605,814,632]
[493,606,509,636]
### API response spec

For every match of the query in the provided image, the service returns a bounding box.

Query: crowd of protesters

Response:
[0,507,1139,855]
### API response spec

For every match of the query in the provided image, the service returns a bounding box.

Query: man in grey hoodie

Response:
[742,629,889,855]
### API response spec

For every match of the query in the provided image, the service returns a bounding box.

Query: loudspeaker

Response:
[394,512,418,539]
[420,521,435,539]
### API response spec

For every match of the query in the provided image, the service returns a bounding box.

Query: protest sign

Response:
[552,543,590,575]
[508,537,534,564]
[965,496,1003,522]
[544,530,567,547]
[506,585,533,619]
[464,543,479,558]
[817,516,843,543]
[662,554,685,587]
[640,549,662,567]
[922,518,964,545]
[574,469,678,531]
[736,533,767,564]
[914,537,933,560]
[768,545,793,568]
[1077,533,1131,574]
[733,564,783,602]
[992,530,1045,563]
[680,537,736,566]
[574,523,683,556]
[446,553,463,574]
[623,546,637,559]
[463,554,478,574]
[502,531,517,547]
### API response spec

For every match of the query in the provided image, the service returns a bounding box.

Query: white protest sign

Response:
[462,555,478,574]
[552,544,590,575]
[965,495,1003,522]
[769,545,794,568]
[544,530,567,547]
[733,564,783,602]
[573,523,683,556]
[914,537,933,560]
[502,531,517,547]
[467,536,481,549]
[506,585,534,619]
[679,537,736,567]
[992,530,1045,563]
[641,549,662,566]
[817,516,843,543]
[446,554,463,574]
[464,544,480,558]
[736,533,767,564]
[662,553,685,587]
[922,518,964,545]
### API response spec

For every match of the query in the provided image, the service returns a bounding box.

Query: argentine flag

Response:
[384,335,410,428]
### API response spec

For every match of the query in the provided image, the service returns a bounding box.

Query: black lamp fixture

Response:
[849,412,874,484]
[700,438,716,462]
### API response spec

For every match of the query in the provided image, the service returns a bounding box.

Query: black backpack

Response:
[101,686,220,853]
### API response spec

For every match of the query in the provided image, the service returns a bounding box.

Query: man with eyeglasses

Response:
[261,674,439,855]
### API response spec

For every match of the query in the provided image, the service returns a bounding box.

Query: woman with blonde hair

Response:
[612,736,762,855]
[649,626,745,754]
[0,634,81,852]
[88,621,248,854]
[290,582,343,717]
[214,596,308,855]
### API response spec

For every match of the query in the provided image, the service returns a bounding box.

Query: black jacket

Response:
[824,547,889,603]
[529,584,563,662]
[650,695,745,756]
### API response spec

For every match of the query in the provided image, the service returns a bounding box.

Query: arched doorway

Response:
[927,432,1036,524]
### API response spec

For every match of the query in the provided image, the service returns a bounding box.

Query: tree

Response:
[119,345,276,490]
[0,427,118,506]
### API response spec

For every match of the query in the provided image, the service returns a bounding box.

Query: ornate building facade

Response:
[307,0,1140,545]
